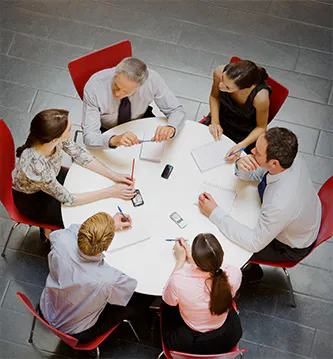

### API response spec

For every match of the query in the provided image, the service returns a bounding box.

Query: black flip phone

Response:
[161,164,174,179]
[131,189,144,207]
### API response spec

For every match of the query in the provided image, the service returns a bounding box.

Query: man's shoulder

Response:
[85,68,115,89]
[49,224,80,247]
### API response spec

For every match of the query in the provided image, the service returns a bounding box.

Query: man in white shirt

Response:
[198,127,321,280]
[40,211,154,344]
[82,57,186,149]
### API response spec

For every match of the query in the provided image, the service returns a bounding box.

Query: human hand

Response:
[153,125,175,142]
[198,192,218,217]
[173,238,186,263]
[209,123,223,141]
[109,132,140,147]
[178,238,193,264]
[113,212,132,231]
[112,172,135,186]
[225,144,245,163]
[108,183,136,200]
[236,155,260,172]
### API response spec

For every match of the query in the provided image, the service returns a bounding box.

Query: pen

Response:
[226,147,245,157]
[165,239,189,242]
[117,205,129,222]
[131,158,135,181]
[138,139,153,143]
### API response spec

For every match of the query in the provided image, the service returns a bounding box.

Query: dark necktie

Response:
[257,172,268,203]
[118,97,131,125]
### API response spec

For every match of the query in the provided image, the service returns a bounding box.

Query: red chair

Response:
[158,302,247,359]
[199,56,289,124]
[68,40,132,142]
[16,291,139,358]
[0,120,61,257]
[249,175,333,308]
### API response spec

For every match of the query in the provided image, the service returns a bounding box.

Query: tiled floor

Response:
[0,0,332,358]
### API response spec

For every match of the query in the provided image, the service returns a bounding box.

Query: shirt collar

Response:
[78,249,105,264]
[266,162,294,184]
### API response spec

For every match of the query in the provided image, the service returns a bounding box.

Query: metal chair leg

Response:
[96,346,100,359]
[123,319,140,342]
[282,268,297,308]
[28,303,39,343]
[73,129,82,143]
[158,351,165,359]
[1,222,20,257]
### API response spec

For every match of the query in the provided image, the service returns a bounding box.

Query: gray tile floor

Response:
[0,0,332,358]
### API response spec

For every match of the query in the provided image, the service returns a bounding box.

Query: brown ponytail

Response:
[192,233,233,316]
[16,109,69,157]
[225,60,268,89]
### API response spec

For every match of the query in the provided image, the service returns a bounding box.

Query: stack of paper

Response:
[139,132,165,163]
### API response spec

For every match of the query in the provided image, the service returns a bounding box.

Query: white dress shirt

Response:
[82,67,186,148]
[40,225,137,335]
[209,155,322,253]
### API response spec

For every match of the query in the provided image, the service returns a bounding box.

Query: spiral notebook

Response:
[191,140,230,172]
[195,181,237,215]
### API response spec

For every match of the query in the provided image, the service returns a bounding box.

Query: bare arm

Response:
[209,65,224,140]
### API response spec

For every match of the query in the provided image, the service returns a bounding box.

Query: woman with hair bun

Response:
[12,109,135,238]
[161,234,242,354]
[205,60,271,160]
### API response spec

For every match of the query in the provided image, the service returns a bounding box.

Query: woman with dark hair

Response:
[161,234,242,354]
[12,109,135,238]
[206,60,271,160]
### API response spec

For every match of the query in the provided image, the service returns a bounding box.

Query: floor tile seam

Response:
[27,89,39,114]
[297,261,333,273]
[292,288,333,303]
[3,246,49,260]
[273,118,333,135]
[302,150,333,161]
[0,338,69,358]
[5,31,16,56]
[241,308,321,331]
[310,329,318,356]
[5,277,45,291]
[240,339,313,359]
[0,279,11,307]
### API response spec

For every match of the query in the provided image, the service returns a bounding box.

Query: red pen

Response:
[131,159,135,181]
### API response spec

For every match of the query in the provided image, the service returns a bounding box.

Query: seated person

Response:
[162,234,242,354]
[12,109,135,236]
[199,127,322,281]
[205,60,271,160]
[40,211,153,344]
[82,57,186,148]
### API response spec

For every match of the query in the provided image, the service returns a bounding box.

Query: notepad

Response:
[191,140,231,172]
[107,225,151,253]
[139,131,165,162]
[195,181,237,215]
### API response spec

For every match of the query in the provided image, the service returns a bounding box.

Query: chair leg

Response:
[158,351,165,359]
[282,268,297,308]
[28,303,39,343]
[1,222,20,257]
[73,129,82,143]
[123,319,140,342]
[96,346,100,359]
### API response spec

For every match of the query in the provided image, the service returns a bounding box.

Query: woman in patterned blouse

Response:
[12,109,136,238]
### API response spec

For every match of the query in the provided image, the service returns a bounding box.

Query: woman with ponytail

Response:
[162,234,242,354]
[205,60,271,160]
[12,109,135,238]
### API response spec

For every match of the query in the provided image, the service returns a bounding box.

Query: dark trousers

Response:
[100,105,155,133]
[250,239,315,262]
[13,167,68,227]
[161,302,242,355]
[72,292,155,344]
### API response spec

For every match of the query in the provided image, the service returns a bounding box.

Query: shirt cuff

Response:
[209,206,229,225]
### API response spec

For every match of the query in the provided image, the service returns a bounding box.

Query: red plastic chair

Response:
[16,291,139,358]
[0,120,61,257]
[158,302,247,359]
[249,175,333,308]
[68,40,132,142]
[199,56,289,124]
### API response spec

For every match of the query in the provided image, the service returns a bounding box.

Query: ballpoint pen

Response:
[117,206,131,226]
[165,239,189,242]
[131,158,135,181]
[138,139,153,143]
[226,147,246,157]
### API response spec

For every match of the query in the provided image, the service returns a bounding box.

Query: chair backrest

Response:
[0,120,18,216]
[16,292,79,348]
[230,56,289,123]
[315,176,333,247]
[68,40,132,99]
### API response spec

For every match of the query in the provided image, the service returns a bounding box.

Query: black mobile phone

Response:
[161,164,174,179]
[131,189,144,207]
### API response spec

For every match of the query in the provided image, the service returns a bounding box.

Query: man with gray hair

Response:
[82,57,186,148]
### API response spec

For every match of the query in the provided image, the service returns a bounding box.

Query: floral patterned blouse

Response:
[12,140,94,206]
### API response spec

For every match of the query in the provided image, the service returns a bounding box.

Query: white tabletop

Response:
[62,118,261,296]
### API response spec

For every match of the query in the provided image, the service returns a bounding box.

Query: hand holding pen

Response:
[225,146,246,162]
[116,206,132,229]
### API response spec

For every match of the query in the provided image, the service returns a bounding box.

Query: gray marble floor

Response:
[0,0,332,358]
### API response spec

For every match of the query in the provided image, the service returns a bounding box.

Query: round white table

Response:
[62,118,261,296]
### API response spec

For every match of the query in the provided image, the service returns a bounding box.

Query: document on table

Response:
[139,131,165,162]
[195,181,237,215]
[191,139,230,172]
[107,225,150,253]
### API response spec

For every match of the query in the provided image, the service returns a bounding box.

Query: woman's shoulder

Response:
[18,148,53,180]
[213,64,226,78]
[222,263,242,281]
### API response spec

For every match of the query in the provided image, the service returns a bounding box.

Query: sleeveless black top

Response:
[219,81,272,147]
